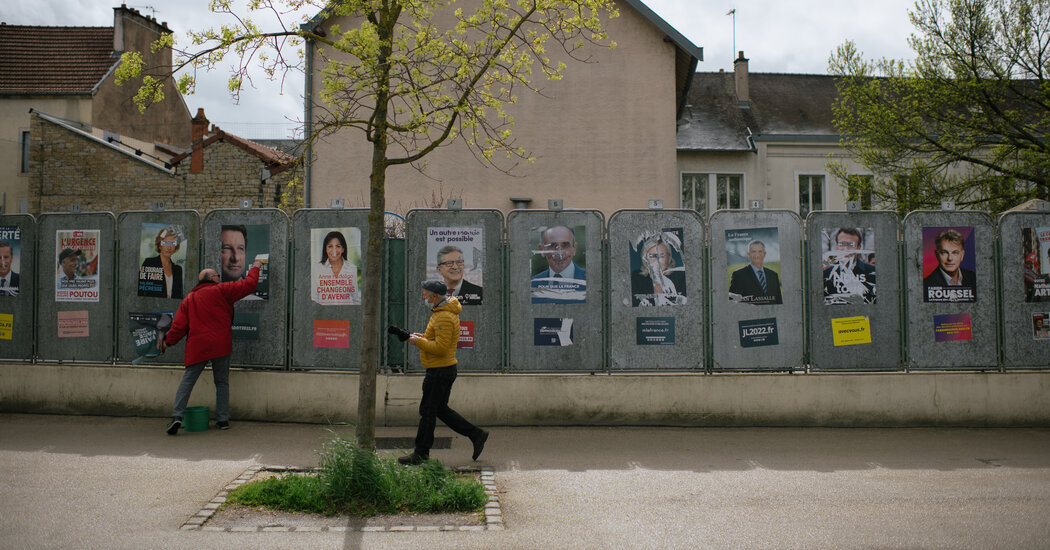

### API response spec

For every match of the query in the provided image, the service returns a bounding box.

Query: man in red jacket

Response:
[159,259,263,435]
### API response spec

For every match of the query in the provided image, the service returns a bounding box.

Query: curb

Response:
[180,465,503,532]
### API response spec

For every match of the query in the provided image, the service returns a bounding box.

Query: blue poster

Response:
[739,318,778,348]
[534,318,573,346]
[636,317,675,345]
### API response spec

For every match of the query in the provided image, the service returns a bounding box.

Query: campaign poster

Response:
[136,223,187,299]
[726,227,783,305]
[0,313,12,340]
[534,318,574,346]
[1033,313,1050,340]
[128,311,173,364]
[922,226,976,303]
[427,227,483,305]
[458,321,475,349]
[530,225,587,304]
[0,226,22,296]
[739,318,779,348]
[822,227,876,305]
[636,317,675,345]
[55,229,100,302]
[57,310,89,338]
[313,320,350,348]
[831,316,872,347]
[934,313,973,342]
[232,312,260,340]
[1022,227,1050,302]
[630,229,687,306]
[220,224,269,300]
[310,227,362,306]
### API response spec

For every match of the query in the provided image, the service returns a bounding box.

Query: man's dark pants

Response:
[415,364,480,455]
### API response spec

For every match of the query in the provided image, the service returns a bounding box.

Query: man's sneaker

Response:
[216,421,230,430]
[397,452,428,465]
[166,418,182,436]
[471,430,489,461]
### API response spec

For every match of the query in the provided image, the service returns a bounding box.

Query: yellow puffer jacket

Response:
[415,297,461,368]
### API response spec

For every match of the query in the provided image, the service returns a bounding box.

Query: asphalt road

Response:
[2,414,1049,549]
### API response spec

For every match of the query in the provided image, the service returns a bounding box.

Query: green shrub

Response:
[226,436,487,516]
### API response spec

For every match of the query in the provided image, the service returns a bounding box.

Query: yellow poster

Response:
[831,316,872,346]
[0,313,12,340]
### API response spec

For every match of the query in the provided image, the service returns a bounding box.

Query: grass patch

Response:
[226,436,487,516]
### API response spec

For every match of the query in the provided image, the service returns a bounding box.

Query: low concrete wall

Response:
[2,363,1048,427]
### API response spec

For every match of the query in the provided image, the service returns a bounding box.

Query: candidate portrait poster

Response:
[55,229,100,302]
[630,228,687,306]
[1022,227,1050,302]
[427,226,484,305]
[821,227,876,305]
[726,227,783,305]
[310,227,362,306]
[0,225,22,296]
[530,225,587,304]
[922,226,976,303]
[219,224,269,300]
[136,223,187,299]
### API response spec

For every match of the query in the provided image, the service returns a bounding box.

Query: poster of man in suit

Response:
[922,226,977,303]
[822,227,876,305]
[0,226,21,296]
[531,225,586,304]
[726,227,783,305]
[426,226,484,305]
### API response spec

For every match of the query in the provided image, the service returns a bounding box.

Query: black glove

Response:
[387,325,411,342]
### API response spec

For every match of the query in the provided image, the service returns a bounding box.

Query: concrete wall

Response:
[3,362,1048,427]
[308,4,680,215]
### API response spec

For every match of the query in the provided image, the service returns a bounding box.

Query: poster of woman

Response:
[311,227,362,306]
[630,228,686,306]
[137,224,186,299]
[55,229,100,302]
[426,226,484,305]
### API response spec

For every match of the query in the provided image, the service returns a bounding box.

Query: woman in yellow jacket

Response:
[400,280,489,465]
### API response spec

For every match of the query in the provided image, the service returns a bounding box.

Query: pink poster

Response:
[458,321,475,349]
[313,320,350,348]
[57,310,89,338]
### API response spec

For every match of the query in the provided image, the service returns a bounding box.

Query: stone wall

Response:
[28,113,301,214]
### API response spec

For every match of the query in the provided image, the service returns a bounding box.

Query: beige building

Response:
[301,0,702,215]
[676,54,867,220]
[0,5,190,214]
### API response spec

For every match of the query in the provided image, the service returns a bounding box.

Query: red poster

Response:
[57,310,89,338]
[313,320,350,348]
[458,321,475,349]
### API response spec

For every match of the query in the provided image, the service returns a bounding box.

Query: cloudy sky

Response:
[3,0,918,138]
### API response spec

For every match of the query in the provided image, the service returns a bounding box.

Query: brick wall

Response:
[28,113,302,214]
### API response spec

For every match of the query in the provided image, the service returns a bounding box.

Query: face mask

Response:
[423,298,433,309]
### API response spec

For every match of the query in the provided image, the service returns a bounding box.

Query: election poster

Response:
[738,317,779,348]
[922,226,977,303]
[534,318,574,346]
[0,226,22,296]
[726,227,783,305]
[531,225,587,304]
[630,228,687,306]
[128,311,173,364]
[821,227,876,305]
[136,223,187,299]
[427,226,484,305]
[220,224,269,300]
[636,317,675,345]
[1022,227,1050,302]
[310,227,362,306]
[55,229,100,302]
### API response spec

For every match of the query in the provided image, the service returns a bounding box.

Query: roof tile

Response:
[0,25,116,95]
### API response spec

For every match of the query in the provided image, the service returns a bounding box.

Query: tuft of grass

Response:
[226,436,487,516]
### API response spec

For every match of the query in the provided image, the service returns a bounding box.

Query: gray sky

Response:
[3,0,917,138]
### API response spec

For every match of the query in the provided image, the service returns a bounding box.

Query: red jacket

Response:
[165,266,260,365]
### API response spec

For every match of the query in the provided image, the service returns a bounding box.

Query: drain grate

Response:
[374,437,451,450]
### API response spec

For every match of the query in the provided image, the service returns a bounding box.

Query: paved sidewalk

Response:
[2,413,1050,549]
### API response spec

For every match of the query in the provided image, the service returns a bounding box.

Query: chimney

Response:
[191,108,209,174]
[734,51,750,104]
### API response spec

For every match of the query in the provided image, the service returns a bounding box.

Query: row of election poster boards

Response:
[2,208,1048,370]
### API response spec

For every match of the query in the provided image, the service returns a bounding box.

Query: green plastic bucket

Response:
[184,406,210,432]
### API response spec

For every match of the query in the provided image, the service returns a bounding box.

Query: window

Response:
[680,173,707,213]
[798,174,825,217]
[715,174,743,210]
[19,131,30,173]
[846,174,873,210]
[681,173,744,215]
